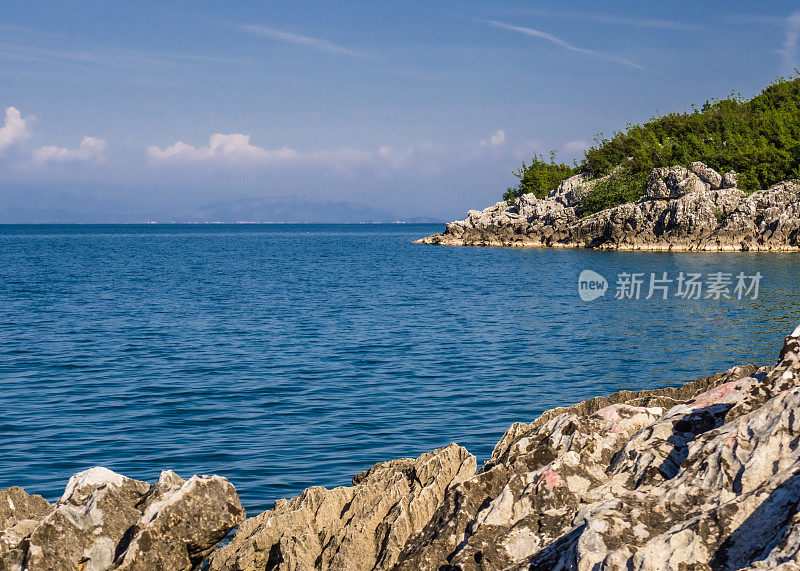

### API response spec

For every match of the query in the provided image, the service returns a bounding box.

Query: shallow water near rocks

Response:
[1,223,799,514]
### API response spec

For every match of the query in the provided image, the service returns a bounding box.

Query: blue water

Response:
[1,224,799,514]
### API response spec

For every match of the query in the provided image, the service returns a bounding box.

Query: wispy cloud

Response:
[569,13,702,31]
[0,41,250,73]
[721,14,789,26]
[779,12,800,74]
[509,10,703,32]
[0,23,65,40]
[487,20,645,71]
[241,25,368,58]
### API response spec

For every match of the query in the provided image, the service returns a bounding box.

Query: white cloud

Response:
[148,134,298,164]
[779,12,800,74]
[148,133,374,169]
[0,106,31,153]
[487,20,645,71]
[241,25,368,58]
[33,136,106,163]
[147,133,461,177]
[481,129,506,147]
[563,139,588,153]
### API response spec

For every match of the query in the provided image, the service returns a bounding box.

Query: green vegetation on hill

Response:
[506,76,800,215]
[503,151,575,203]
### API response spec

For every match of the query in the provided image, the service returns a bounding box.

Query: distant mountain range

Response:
[0,194,442,224]
[184,197,441,224]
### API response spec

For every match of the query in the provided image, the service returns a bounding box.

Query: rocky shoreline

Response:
[416,163,800,251]
[4,325,800,569]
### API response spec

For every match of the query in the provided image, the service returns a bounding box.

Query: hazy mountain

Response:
[186,196,440,224]
[0,187,443,224]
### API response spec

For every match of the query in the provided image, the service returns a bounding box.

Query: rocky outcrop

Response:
[0,468,244,570]
[214,325,800,569]
[416,163,800,250]
[209,443,476,571]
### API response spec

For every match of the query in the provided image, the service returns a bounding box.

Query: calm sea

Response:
[1,224,799,514]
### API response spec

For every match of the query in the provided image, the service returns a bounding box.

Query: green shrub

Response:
[503,75,800,213]
[505,151,576,203]
[580,167,649,216]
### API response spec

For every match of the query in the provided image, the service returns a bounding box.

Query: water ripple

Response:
[0,224,798,514]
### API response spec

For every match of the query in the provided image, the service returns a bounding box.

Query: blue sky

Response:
[1,1,799,222]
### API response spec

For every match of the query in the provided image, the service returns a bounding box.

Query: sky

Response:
[1,1,799,222]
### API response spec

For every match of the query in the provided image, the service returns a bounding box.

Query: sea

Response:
[1,223,798,515]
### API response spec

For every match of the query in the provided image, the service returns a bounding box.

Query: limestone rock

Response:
[0,487,50,529]
[112,471,245,570]
[644,166,707,199]
[690,161,723,189]
[547,173,595,207]
[390,327,799,569]
[0,468,243,571]
[723,170,739,188]
[0,487,52,571]
[214,325,800,569]
[209,443,476,571]
[416,163,800,250]
[393,364,768,570]
[25,467,151,570]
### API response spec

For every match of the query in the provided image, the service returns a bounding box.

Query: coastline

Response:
[414,236,800,251]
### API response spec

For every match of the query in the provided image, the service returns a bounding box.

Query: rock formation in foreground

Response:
[0,468,244,570]
[209,444,476,570]
[212,324,800,569]
[6,326,800,569]
[416,163,800,250]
